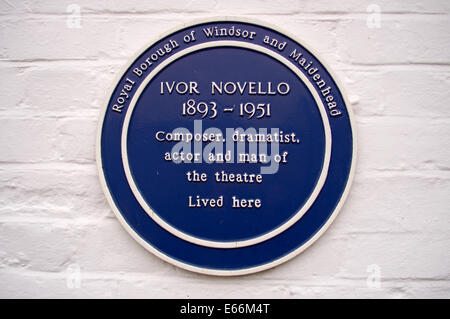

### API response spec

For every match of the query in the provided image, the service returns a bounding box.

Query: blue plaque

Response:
[97,18,356,275]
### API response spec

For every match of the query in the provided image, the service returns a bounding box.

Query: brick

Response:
[0,65,27,110]
[55,118,97,163]
[117,18,186,58]
[0,119,58,163]
[337,16,450,65]
[3,0,450,15]
[0,117,97,164]
[0,222,77,272]
[336,232,450,280]
[0,165,110,220]
[71,219,177,274]
[0,16,121,60]
[0,270,117,298]
[299,0,450,14]
[356,117,450,171]
[335,173,450,235]
[20,63,119,113]
[340,68,450,118]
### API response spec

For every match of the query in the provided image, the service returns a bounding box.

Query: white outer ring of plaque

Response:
[120,40,332,249]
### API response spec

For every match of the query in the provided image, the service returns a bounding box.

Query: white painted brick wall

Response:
[1,0,449,298]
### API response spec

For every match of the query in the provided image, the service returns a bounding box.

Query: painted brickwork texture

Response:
[0,0,449,298]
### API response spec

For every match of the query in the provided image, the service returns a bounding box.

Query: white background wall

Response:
[0,0,449,298]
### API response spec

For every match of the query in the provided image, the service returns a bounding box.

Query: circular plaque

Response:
[97,18,356,275]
